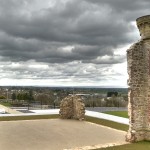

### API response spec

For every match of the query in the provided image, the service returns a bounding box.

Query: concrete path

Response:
[0,119,128,150]
[0,104,23,114]
[85,110,129,125]
[30,109,129,125]
[86,107,127,112]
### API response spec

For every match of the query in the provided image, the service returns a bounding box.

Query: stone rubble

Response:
[59,95,85,120]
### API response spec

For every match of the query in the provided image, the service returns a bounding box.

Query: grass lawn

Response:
[86,116,128,131]
[0,101,12,107]
[0,115,128,131]
[0,114,59,121]
[0,114,128,131]
[92,141,150,150]
[103,111,128,118]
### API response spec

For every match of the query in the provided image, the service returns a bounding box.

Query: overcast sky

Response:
[0,0,149,87]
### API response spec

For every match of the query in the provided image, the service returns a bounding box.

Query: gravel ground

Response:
[0,119,128,150]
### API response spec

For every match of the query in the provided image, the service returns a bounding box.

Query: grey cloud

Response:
[83,55,126,64]
[0,30,116,63]
[85,0,150,21]
[0,60,118,83]
[0,0,147,85]
[0,0,138,44]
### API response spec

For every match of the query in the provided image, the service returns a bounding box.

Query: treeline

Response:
[0,95,6,99]
[83,95,128,107]
[11,90,34,102]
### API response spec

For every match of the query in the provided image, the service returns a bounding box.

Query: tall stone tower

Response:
[126,15,150,142]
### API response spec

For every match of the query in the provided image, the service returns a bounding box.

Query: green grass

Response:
[92,141,150,150]
[0,114,128,131]
[0,114,59,121]
[85,116,128,131]
[103,111,128,118]
[0,102,12,107]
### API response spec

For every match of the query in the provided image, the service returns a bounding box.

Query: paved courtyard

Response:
[0,119,128,150]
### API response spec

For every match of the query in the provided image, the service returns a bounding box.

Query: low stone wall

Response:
[59,95,85,120]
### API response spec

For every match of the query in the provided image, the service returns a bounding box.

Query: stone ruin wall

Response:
[126,15,150,142]
[59,95,85,120]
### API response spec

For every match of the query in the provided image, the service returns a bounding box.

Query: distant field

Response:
[103,111,128,118]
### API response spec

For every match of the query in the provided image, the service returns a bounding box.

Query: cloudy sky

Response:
[0,0,149,87]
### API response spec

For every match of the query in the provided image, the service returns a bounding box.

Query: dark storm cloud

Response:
[0,0,148,84]
[86,0,150,21]
[0,0,142,64]
[0,0,135,45]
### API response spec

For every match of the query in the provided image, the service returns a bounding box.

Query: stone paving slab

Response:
[0,119,128,150]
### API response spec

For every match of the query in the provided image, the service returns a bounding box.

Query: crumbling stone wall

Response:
[59,95,85,120]
[126,15,150,142]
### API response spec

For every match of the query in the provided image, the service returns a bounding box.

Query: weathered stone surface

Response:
[126,15,150,142]
[59,95,85,120]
